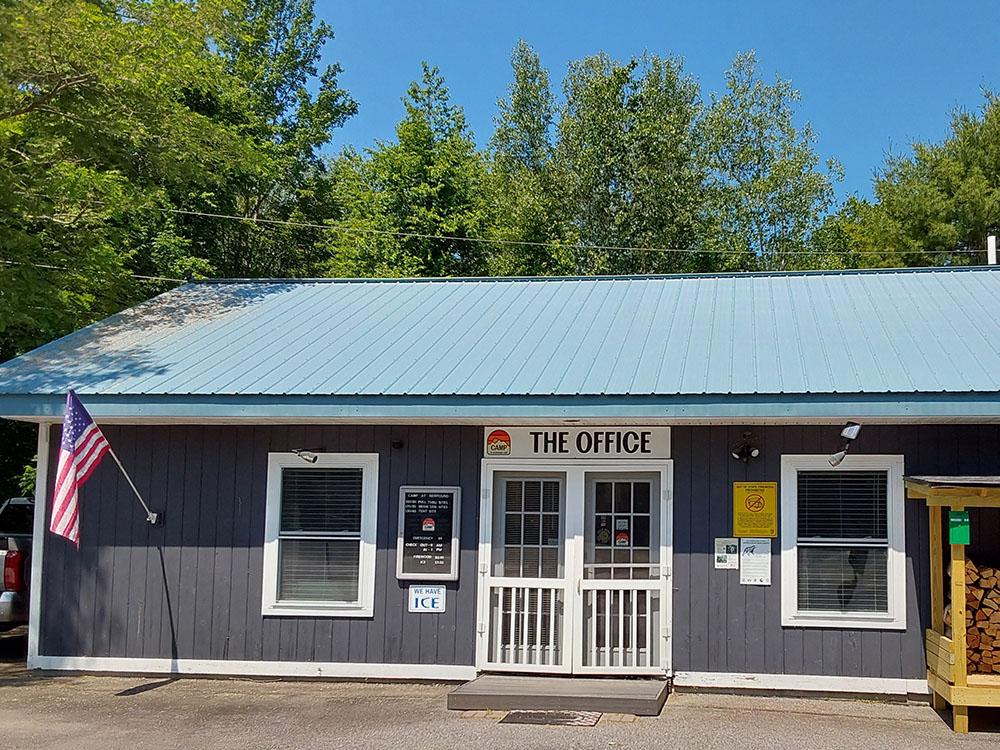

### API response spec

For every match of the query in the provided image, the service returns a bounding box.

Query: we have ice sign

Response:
[408,585,446,613]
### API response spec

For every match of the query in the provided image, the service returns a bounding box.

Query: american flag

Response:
[50,390,110,545]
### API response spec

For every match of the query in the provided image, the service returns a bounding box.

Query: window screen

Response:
[590,480,655,580]
[278,467,364,603]
[502,479,561,578]
[796,470,890,614]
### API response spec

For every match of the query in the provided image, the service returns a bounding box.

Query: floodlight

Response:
[292,449,319,464]
[840,422,862,441]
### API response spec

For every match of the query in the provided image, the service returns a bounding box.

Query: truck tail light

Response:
[2,551,24,591]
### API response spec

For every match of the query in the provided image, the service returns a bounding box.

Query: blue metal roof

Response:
[1,266,998,419]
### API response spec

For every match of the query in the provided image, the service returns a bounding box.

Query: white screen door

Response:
[482,475,571,672]
[478,461,671,676]
[577,473,664,674]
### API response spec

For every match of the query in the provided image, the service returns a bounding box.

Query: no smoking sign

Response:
[744,494,766,512]
[733,483,777,537]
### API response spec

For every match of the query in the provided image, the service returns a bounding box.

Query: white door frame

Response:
[476,458,673,676]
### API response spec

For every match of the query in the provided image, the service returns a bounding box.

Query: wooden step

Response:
[447,675,669,716]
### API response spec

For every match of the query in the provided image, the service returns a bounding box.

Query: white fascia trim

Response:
[28,655,476,682]
[27,423,51,661]
[673,671,928,696]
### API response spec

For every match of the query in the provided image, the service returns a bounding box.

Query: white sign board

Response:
[739,538,771,585]
[714,537,739,570]
[408,585,446,613]
[484,427,670,459]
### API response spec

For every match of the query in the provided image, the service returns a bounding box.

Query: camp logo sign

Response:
[484,427,670,459]
[485,429,512,456]
[733,481,778,537]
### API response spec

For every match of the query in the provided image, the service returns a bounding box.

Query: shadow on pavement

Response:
[115,678,179,697]
[0,627,26,663]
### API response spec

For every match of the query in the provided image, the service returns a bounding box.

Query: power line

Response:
[0,260,186,284]
[158,207,982,257]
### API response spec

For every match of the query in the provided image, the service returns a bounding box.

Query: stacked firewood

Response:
[945,559,1000,673]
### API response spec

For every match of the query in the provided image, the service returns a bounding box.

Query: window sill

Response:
[782,612,906,630]
[262,602,373,619]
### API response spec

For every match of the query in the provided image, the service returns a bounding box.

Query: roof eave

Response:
[3,392,1000,422]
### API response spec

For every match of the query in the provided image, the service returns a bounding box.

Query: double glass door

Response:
[481,465,669,675]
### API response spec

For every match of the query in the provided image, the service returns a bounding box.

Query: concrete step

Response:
[447,674,669,716]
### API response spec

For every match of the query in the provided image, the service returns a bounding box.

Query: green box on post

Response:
[949,510,971,545]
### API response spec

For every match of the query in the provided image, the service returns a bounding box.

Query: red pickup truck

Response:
[0,498,32,630]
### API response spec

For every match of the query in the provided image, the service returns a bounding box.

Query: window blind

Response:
[279,539,360,601]
[278,466,365,604]
[797,470,887,540]
[796,469,890,614]
[797,546,889,612]
[502,479,561,578]
[280,468,363,534]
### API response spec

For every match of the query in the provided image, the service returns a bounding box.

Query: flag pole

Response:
[106,445,159,525]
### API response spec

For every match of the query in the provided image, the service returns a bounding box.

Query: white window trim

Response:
[780,454,906,630]
[262,452,379,618]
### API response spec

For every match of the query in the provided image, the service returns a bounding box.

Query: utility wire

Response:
[158,207,982,257]
[0,259,186,284]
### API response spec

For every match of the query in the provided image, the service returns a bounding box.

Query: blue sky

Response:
[320,1,1000,201]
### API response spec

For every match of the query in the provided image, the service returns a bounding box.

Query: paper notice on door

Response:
[714,537,738,569]
[739,538,771,585]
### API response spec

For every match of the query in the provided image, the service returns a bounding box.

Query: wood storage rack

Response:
[905,476,1000,734]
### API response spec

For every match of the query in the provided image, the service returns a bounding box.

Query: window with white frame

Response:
[262,453,378,617]
[780,454,905,629]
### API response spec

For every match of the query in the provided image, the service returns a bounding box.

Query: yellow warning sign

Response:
[733,482,778,537]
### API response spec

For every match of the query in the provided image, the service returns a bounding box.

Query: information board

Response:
[396,486,461,581]
[733,481,778,537]
[739,537,771,585]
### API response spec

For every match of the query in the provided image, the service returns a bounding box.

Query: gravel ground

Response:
[2,630,1000,749]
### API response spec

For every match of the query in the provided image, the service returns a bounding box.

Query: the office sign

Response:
[484,427,670,459]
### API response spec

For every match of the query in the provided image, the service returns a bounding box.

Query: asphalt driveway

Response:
[2,628,999,749]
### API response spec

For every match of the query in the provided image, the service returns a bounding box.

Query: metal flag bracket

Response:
[107,446,160,525]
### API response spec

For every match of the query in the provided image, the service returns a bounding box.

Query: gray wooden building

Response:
[1,267,999,696]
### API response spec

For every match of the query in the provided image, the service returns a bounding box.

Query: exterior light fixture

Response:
[840,422,861,441]
[291,449,319,464]
[828,448,849,467]
[828,422,861,466]
[730,431,760,463]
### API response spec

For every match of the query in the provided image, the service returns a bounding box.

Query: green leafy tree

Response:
[825,94,999,267]
[0,0,258,356]
[487,41,573,276]
[553,52,709,275]
[170,0,358,278]
[701,52,842,271]
[324,63,490,277]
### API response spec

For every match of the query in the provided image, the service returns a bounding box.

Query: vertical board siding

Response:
[670,424,1000,680]
[39,424,482,666]
[38,421,1000,680]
